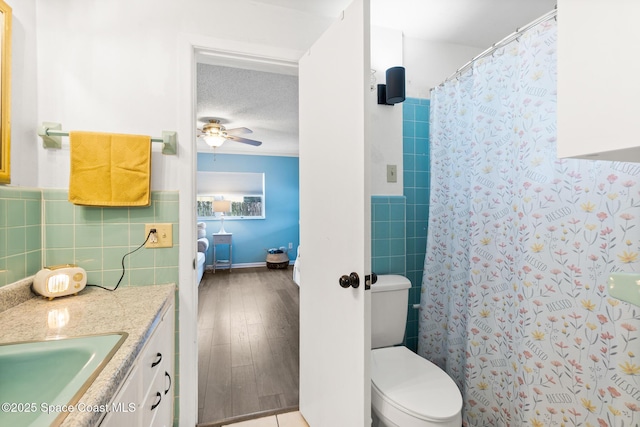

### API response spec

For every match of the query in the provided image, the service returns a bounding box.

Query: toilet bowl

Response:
[370,275,462,427]
[371,346,462,427]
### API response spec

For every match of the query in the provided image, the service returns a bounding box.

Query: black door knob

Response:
[339,272,360,288]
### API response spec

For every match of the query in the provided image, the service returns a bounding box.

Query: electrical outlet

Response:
[289,242,293,250]
[145,223,173,248]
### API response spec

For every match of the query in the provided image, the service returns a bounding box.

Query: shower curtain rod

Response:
[435,7,558,89]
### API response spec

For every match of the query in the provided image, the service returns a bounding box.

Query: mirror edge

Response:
[0,0,11,185]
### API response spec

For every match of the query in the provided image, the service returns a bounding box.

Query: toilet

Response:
[371,275,463,427]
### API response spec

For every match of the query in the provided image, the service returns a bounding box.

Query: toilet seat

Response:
[371,346,462,423]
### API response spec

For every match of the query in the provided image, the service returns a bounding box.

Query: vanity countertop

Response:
[0,281,175,427]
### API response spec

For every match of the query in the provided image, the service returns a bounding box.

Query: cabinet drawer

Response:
[143,367,173,426]
[142,365,164,427]
[141,327,164,393]
[142,309,173,393]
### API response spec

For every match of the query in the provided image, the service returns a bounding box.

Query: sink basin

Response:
[0,333,127,427]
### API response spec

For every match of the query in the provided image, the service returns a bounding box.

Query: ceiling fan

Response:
[197,118,262,148]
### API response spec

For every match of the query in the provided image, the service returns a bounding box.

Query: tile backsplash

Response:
[0,187,179,288]
[1,187,181,427]
[0,187,42,286]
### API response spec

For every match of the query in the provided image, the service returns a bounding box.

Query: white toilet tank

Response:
[371,275,411,349]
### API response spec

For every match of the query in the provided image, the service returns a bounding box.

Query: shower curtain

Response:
[420,18,640,427]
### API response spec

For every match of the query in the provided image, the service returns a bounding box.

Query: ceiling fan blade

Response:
[224,127,253,135]
[226,135,262,146]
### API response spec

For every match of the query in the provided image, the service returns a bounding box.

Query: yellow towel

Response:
[68,131,152,207]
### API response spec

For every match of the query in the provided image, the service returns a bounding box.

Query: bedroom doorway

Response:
[194,51,301,426]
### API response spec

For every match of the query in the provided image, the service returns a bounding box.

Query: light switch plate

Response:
[608,273,640,307]
[387,164,397,183]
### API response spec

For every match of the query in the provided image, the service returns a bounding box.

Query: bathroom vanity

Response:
[0,279,175,427]
[99,294,174,427]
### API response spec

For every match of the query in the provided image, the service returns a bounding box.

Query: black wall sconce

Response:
[377,66,405,105]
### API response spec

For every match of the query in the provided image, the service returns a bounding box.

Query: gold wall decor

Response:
[0,0,11,184]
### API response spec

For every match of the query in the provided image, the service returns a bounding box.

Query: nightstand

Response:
[212,232,232,273]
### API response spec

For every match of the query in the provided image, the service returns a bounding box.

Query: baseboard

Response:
[205,260,294,271]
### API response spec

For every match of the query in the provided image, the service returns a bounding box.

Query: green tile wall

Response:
[40,190,182,427]
[42,189,179,288]
[0,187,42,286]
[1,187,181,426]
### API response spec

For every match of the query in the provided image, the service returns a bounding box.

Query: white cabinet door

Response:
[144,301,175,427]
[154,304,175,427]
[100,298,175,427]
[557,0,640,162]
[298,0,371,425]
[99,363,142,427]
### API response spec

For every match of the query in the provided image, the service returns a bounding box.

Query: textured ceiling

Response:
[197,63,299,156]
[196,0,557,156]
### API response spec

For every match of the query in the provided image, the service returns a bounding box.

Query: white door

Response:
[298,0,371,425]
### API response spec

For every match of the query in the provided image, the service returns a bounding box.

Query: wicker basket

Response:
[266,252,289,269]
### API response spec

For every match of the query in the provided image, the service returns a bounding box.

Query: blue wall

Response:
[197,153,299,267]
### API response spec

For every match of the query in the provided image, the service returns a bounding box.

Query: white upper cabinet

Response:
[557,0,640,162]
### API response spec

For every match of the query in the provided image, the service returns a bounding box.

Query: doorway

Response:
[181,5,372,421]
[194,50,301,426]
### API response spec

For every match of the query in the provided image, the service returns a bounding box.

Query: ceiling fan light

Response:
[203,135,226,147]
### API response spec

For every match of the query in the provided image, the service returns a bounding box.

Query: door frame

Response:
[176,33,303,426]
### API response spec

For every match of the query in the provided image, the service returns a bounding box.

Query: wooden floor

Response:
[198,267,300,425]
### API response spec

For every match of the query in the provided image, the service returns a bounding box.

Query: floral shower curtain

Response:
[420,18,640,427]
